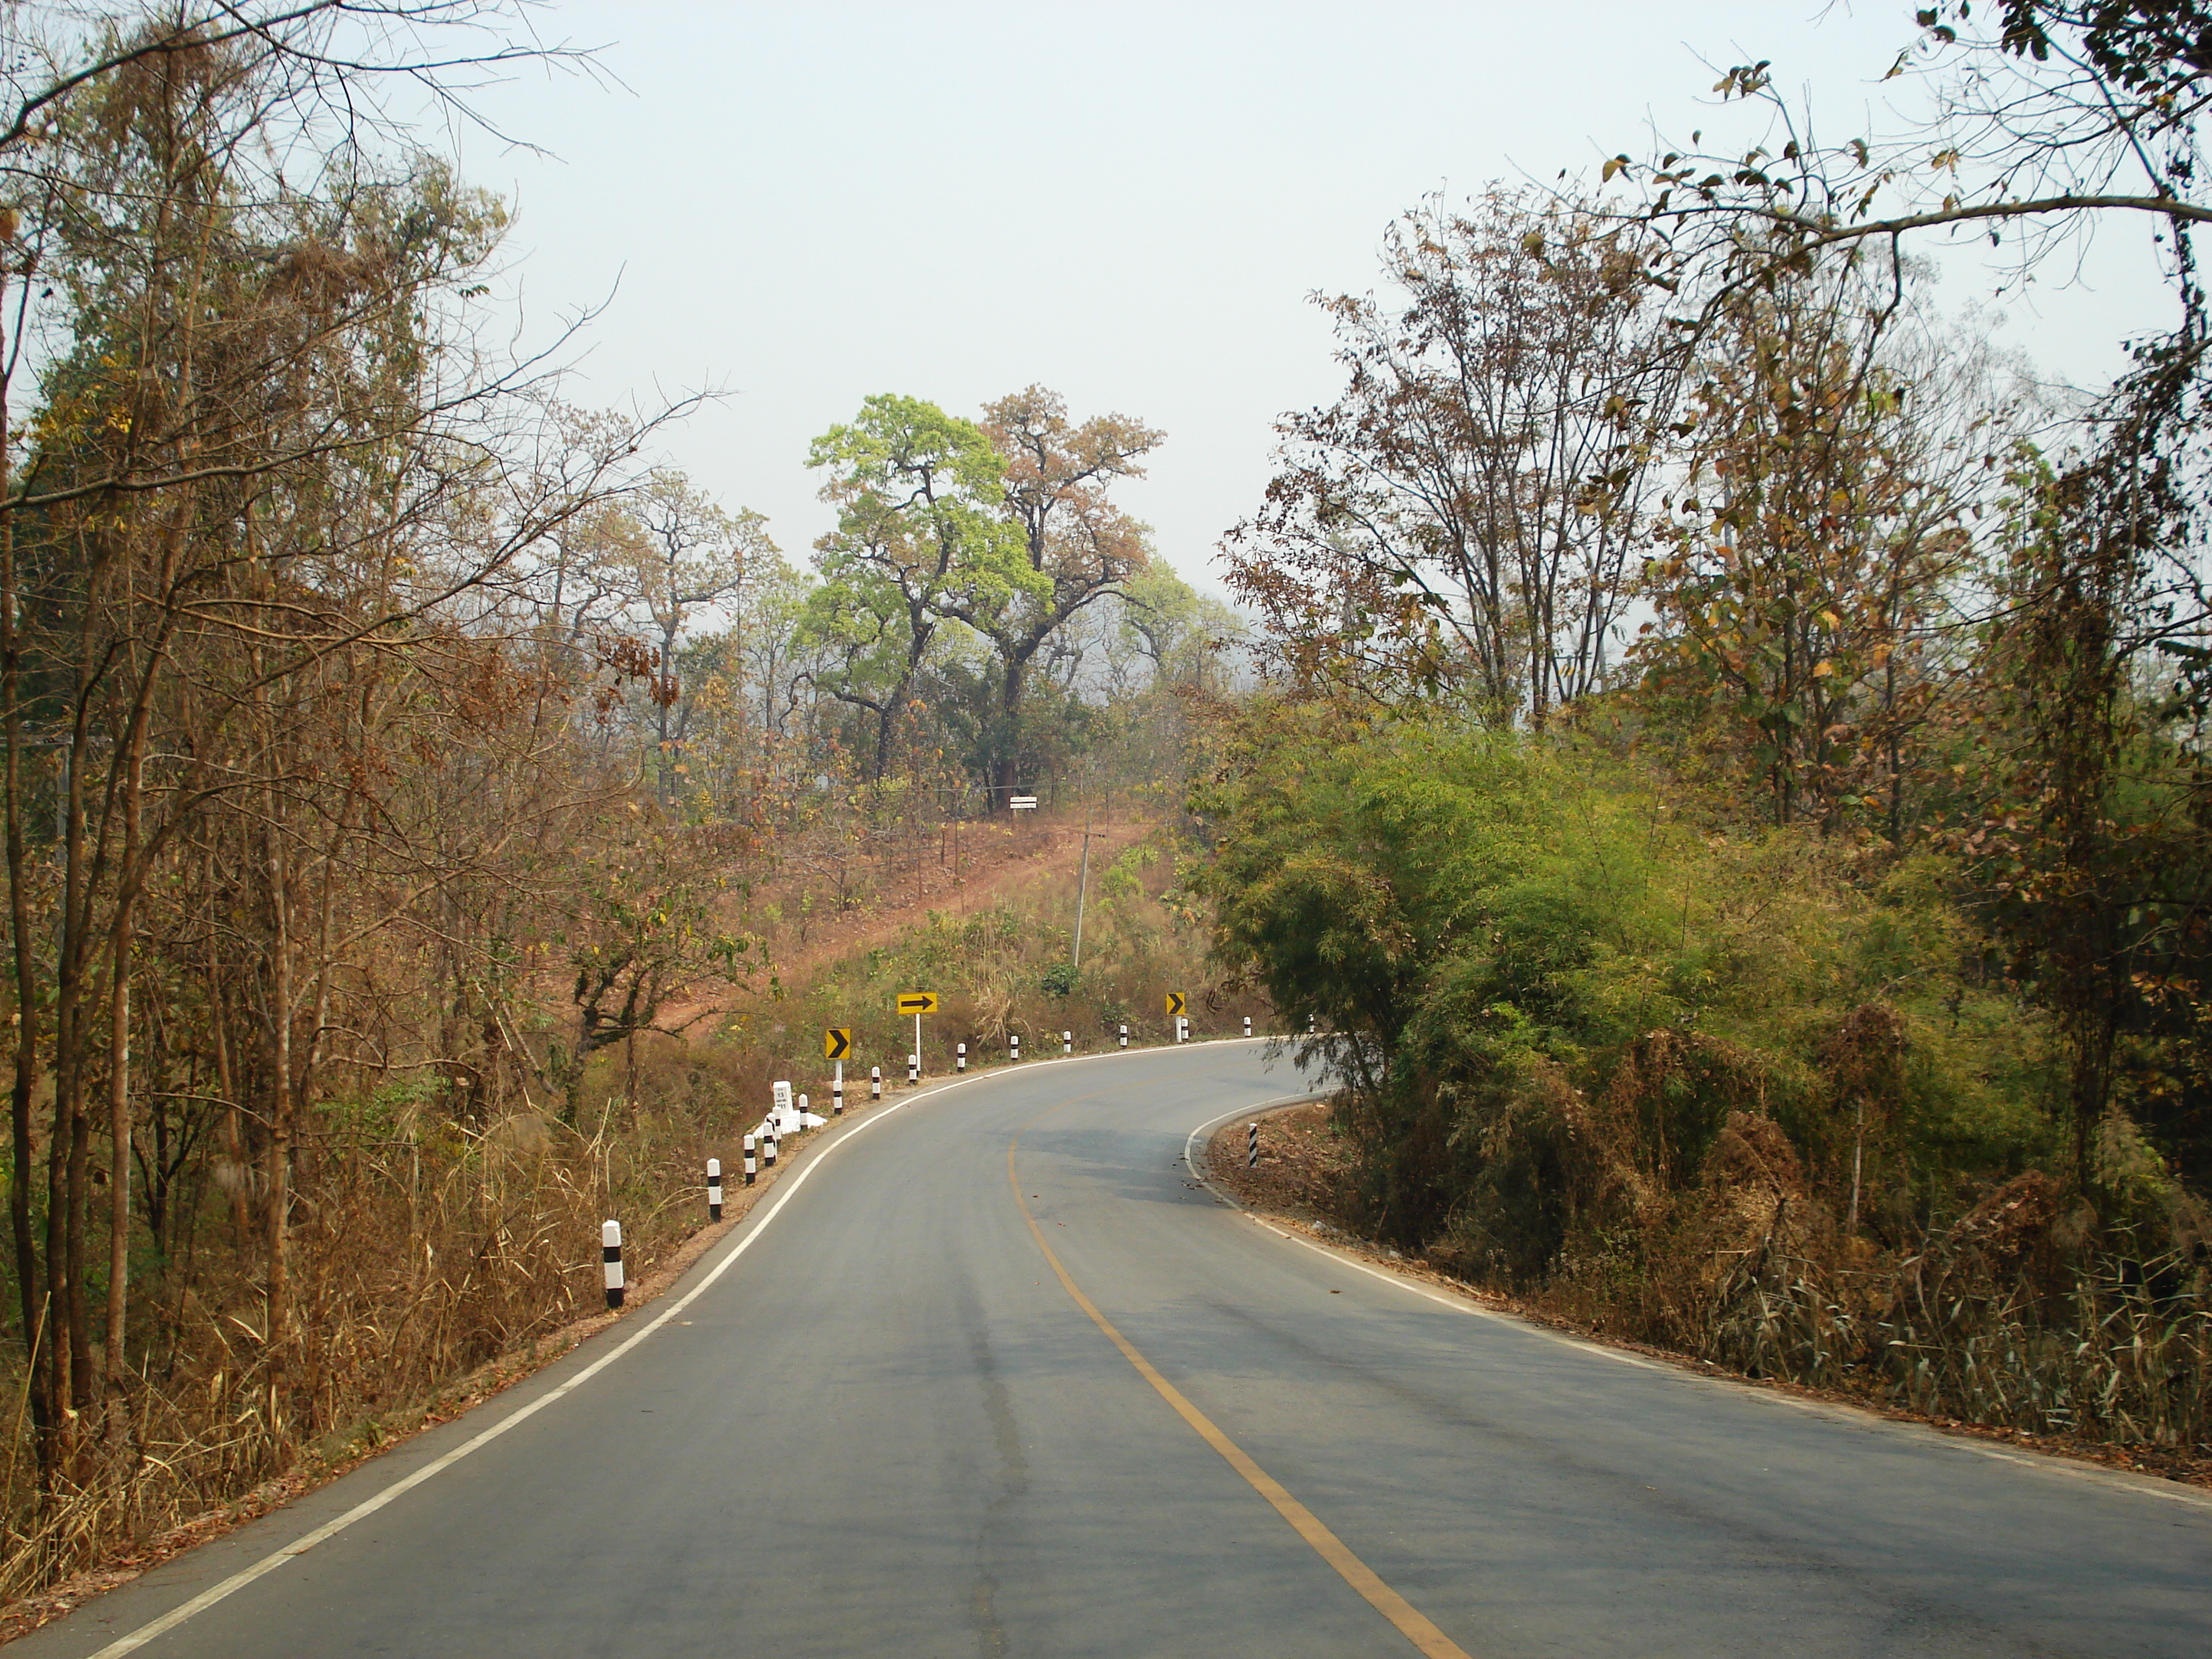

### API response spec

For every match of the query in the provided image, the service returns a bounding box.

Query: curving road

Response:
[15,1043,2211,1658]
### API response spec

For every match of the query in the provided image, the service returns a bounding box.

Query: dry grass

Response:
[0,1086,866,1629]
[1208,1096,2212,1484]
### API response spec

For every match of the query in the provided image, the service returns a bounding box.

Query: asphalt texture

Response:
[14,1041,2211,1658]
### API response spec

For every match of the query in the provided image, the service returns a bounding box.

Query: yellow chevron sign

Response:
[1165,991,1187,1017]
[824,1028,852,1060]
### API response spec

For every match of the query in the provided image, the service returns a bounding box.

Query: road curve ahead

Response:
[18,1043,2211,1658]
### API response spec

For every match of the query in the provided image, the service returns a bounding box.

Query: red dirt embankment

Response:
[765,814,1150,982]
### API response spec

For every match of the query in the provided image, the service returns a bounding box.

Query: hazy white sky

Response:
[451,1,2174,596]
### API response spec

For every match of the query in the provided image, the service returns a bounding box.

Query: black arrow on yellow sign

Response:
[1165,991,1187,1017]
[896,992,940,1015]
[824,1027,852,1061]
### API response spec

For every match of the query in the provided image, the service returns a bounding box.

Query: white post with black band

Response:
[601,1219,624,1308]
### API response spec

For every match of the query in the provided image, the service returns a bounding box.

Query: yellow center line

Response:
[1007,1125,1476,1659]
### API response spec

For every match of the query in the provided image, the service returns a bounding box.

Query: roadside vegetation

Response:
[1202,3,2212,1457]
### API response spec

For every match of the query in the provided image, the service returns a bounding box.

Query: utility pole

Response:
[1071,815,1097,973]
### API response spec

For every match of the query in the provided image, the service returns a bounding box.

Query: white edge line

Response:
[89,1039,1276,1658]
[1180,1100,2212,1517]
[1180,1101,1645,1359]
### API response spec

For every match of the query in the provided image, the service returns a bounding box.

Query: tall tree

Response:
[803,395,1030,785]
[1632,257,2004,830]
[1226,190,1671,722]
[629,469,774,801]
[968,387,1160,803]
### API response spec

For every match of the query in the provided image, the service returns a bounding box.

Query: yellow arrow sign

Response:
[896,992,940,1015]
[1165,991,1187,1017]
[824,1027,852,1060]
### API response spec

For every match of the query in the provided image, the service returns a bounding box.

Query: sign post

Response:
[824,1028,850,1116]
[896,992,938,1078]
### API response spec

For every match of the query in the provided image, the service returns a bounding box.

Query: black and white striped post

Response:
[1247,1123,1259,1169]
[1308,1013,1317,1034]
[1062,1030,1072,1055]
[1010,1033,1020,1063]
[799,1093,810,1123]
[956,1042,967,1074]
[707,1158,723,1221]
[1243,1015,1253,1038]
[871,1065,883,1100]
[1118,1023,1128,1050]
[742,1133,757,1186]
[601,1220,625,1308]
[763,1127,778,1169]
[1175,1015,1187,1044]
[833,1058,844,1117]
[907,1052,919,1085]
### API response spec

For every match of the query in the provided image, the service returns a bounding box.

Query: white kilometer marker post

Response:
[601,1220,624,1308]
[957,1042,967,1073]
[1062,1030,1072,1055]
[742,1133,756,1187]
[1248,1123,1259,1169]
[1118,1023,1128,1049]
[706,1159,722,1222]
[871,1065,882,1100]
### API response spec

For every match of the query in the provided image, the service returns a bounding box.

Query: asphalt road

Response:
[17,1042,2211,1658]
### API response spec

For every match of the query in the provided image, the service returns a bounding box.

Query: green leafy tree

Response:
[802,395,1033,784]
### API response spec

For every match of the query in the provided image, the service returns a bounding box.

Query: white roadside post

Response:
[956,1042,967,1074]
[601,1220,624,1308]
[1062,1030,1072,1055]
[907,1053,918,1085]
[833,1059,844,1116]
[798,1094,810,1125]
[1248,1123,1259,1169]
[871,1065,883,1100]
[706,1158,723,1222]
[742,1133,757,1187]
[763,1125,778,1169]
[1118,1023,1128,1050]
[1010,1033,1020,1064]
[1244,1015,1253,1038]
[1309,1013,1317,1035]
[1176,1016,1187,1045]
